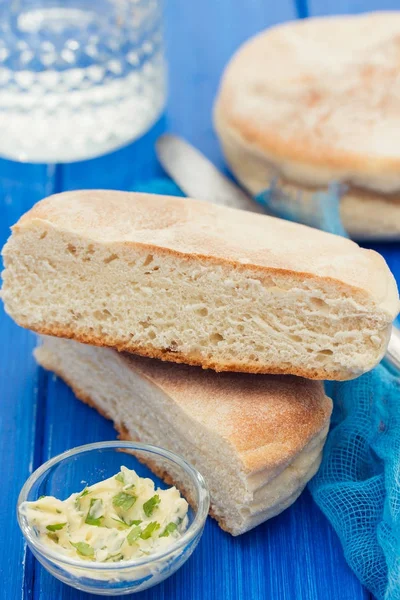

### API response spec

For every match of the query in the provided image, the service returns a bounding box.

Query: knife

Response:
[156,134,263,214]
[156,133,400,376]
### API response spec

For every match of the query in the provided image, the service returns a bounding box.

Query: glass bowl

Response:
[17,441,210,595]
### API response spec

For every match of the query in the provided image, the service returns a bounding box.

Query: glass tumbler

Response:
[0,0,166,163]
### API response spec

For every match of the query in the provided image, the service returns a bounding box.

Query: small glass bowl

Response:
[17,441,210,595]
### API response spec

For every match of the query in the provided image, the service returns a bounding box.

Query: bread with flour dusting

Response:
[1,189,398,380]
[34,335,332,535]
[214,12,400,239]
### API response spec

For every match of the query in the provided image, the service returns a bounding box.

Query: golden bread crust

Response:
[34,337,332,534]
[215,12,400,192]
[10,189,399,316]
[25,318,356,380]
[34,337,332,477]
[214,114,400,239]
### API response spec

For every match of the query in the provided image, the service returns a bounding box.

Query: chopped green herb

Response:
[115,472,125,484]
[85,515,103,526]
[75,487,90,510]
[112,492,136,512]
[143,494,160,517]
[70,541,94,557]
[112,517,130,530]
[106,554,124,562]
[127,525,142,545]
[140,521,160,540]
[85,498,104,527]
[47,532,59,544]
[38,495,45,500]
[55,509,62,514]
[160,522,177,537]
[112,516,142,530]
[46,523,66,532]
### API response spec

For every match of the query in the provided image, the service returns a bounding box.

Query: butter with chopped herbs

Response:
[19,466,189,562]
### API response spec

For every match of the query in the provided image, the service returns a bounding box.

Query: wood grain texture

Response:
[0,0,390,599]
[163,0,297,168]
[0,161,55,600]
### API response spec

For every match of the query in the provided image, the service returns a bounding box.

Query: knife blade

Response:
[156,134,263,213]
[156,133,400,377]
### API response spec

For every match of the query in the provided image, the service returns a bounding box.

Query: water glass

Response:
[0,0,166,163]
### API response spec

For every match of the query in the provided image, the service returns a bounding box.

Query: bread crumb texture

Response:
[35,336,332,535]
[2,190,398,380]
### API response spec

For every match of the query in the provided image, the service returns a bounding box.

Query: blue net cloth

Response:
[316,368,400,600]
[136,178,399,599]
[256,181,400,600]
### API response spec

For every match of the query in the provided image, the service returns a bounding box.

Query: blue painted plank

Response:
[0,160,55,600]
[164,0,296,168]
[309,0,400,15]
[59,117,166,193]
[370,243,400,276]
[0,315,40,600]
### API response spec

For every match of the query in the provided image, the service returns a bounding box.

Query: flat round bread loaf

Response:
[35,335,332,535]
[2,190,398,381]
[214,12,400,239]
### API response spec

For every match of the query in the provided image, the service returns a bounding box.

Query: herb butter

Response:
[19,466,189,562]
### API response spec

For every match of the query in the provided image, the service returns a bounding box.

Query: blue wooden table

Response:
[1,1,399,599]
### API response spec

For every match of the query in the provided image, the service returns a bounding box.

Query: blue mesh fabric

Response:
[137,178,398,599]
[313,368,400,600]
[256,182,400,600]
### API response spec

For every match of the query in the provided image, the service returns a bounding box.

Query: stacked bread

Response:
[2,190,398,534]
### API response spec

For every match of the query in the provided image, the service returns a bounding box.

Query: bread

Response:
[34,335,332,535]
[2,190,398,380]
[214,12,400,240]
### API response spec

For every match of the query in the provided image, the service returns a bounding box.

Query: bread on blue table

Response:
[214,12,400,240]
[1,189,398,380]
[34,335,332,535]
